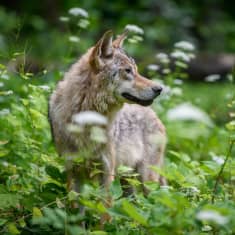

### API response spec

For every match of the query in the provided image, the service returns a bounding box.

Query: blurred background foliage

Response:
[0,1,235,234]
[1,0,235,65]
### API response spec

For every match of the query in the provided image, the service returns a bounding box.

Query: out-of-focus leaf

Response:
[122,200,147,226]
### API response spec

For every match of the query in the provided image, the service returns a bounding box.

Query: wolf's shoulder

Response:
[112,103,165,134]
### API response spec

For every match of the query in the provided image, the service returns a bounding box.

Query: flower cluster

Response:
[59,7,90,44]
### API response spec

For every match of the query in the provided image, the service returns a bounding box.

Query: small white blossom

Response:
[174,41,195,51]
[73,111,107,126]
[162,68,171,74]
[171,87,182,96]
[0,108,10,116]
[5,90,13,95]
[167,103,213,126]
[59,16,70,22]
[205,74,221,82]
[201,225,212,232]
[227,74,233,82]
[90,126,107,143]
[196,210,229,225]
[190,186,200,193]
[0,82,4,87]
[68,7,88,18]
[38,85,50,91]
[173,79,183,85]
[1,74,9,80]
[212,155,225,165]
[156,53,169,63]
[2,161,9,167]
[125,24,144,34]
[171,50,190,62]
[147,64,159,71]
[69,36,80,43]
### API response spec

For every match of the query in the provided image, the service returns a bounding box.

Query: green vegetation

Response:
[0,2,235,235]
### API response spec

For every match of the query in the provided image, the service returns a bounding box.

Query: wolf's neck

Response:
[69,68,121,121]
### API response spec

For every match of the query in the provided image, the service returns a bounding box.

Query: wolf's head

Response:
[89,30,163,106]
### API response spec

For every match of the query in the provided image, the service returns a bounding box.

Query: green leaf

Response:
[226,121,235,131]
[68,190,79,201]
[90,231,108,235]
[7,223,20,235]
[0,219,7,226]
[110,179,123,199]
[0,149,9,157]
[45,165,62,181]
[18,218,26,228]
[122,200,148,226]
[0,194,20,209]
[33,207,43,219]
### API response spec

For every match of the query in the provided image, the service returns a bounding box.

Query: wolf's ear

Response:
[90,30,113,71]
[113,30,128,48]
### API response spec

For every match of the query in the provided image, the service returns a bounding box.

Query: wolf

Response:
[49,30,166,195]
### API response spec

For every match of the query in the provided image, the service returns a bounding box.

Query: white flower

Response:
[0,82,4,87]
[171,87,182,96]
[156,53,169,64]
[38,85,50,91]
[173,79,183,85]
[0,108,10,116]
[196,210,229,225]
[209,152,225,165]
[162,68,171,74]
[59,16,70,22]
[166,103,213,126]
[68,36,80,43]
[125,24,144,34]
[205,74,221,82]
[5,90,13,95]
[68,8,88,18]
[190,186,200,193]
[171,50,190,62]
[72,111,107,126]
[147,64,159,71]
[1,74,9,80]
[2,161,9,167]
[201,225,212,232]
[174,41,195,51]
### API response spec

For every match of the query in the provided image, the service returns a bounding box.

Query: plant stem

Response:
[211,139,234,204]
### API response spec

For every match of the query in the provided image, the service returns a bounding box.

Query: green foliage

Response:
[0,4,235,235]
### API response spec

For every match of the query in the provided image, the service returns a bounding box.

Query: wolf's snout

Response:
[151,85,163,96]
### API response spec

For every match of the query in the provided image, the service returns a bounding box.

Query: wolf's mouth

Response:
[121,93,154,106]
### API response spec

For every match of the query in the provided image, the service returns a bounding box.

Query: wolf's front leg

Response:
[66,159,85,211]
[100,153,115,225]
[102,154,115,195]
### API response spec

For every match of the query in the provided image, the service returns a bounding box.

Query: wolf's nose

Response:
[152,86,163,95]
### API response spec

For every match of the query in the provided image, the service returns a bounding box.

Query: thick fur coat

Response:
[49,30,166,193]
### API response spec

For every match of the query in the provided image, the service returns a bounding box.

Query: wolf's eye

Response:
[125,68,132,74]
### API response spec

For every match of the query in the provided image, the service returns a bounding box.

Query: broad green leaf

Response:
[110,179,123,199]
[0,219,7,226]
[122,200,148,226]
[68,190,79,201]
[7,223,20,235]
[33,207,43,219]
[18,218,26,228]
[0,149,9,157]
[45,165,62,181]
